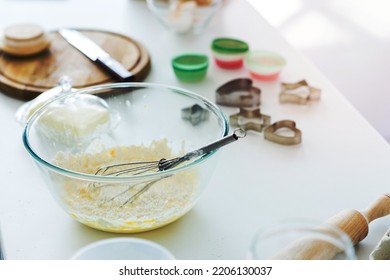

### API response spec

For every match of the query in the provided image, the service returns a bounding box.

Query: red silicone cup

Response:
[211,38,249,69]
[214,58,243,69]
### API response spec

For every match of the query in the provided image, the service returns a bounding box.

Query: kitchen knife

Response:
[59,29,133,80]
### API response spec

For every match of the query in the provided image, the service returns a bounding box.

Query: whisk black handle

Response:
[185,128,246,160]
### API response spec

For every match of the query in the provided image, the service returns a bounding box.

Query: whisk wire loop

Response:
[93,128,246,205]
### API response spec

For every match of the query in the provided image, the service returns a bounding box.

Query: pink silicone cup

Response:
[244,50,286,81]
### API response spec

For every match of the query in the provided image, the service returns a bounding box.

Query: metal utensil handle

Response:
[97,56,133,80]
[185,128,246,160]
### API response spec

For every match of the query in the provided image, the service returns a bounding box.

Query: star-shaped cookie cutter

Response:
[229,107,271,132]
[216,78,261,107]
[264,120,302,145]
[181,104,210,126]
[279,80,321,105]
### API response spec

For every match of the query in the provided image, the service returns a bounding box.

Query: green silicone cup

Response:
[172,53,209,82]
[211,37,249,54]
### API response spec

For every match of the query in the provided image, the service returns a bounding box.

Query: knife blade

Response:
[59,29,133,80]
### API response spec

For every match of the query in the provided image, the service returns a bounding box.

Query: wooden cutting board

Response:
[0,29,151,100]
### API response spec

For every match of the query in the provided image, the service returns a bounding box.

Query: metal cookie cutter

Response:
[264,120,302,145]
[216,78,261,107]
[181,104,210,126]
[279,80,321,105]
[229,107,271,132]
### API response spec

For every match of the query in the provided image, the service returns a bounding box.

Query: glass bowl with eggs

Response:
[146,0,222,34]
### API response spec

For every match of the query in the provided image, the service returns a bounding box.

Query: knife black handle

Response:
[97,56,133,81]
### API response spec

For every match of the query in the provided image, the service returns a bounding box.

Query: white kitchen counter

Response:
[1,0,390,260]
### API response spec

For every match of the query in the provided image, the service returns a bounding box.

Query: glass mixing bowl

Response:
[146,0,222,35]
[23,83,228,233]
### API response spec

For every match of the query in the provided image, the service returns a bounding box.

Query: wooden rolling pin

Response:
[273,194,390,259]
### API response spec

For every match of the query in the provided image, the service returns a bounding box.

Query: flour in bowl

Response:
[52,139,198,233]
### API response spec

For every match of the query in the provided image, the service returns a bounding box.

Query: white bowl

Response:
[71,237,175,260]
